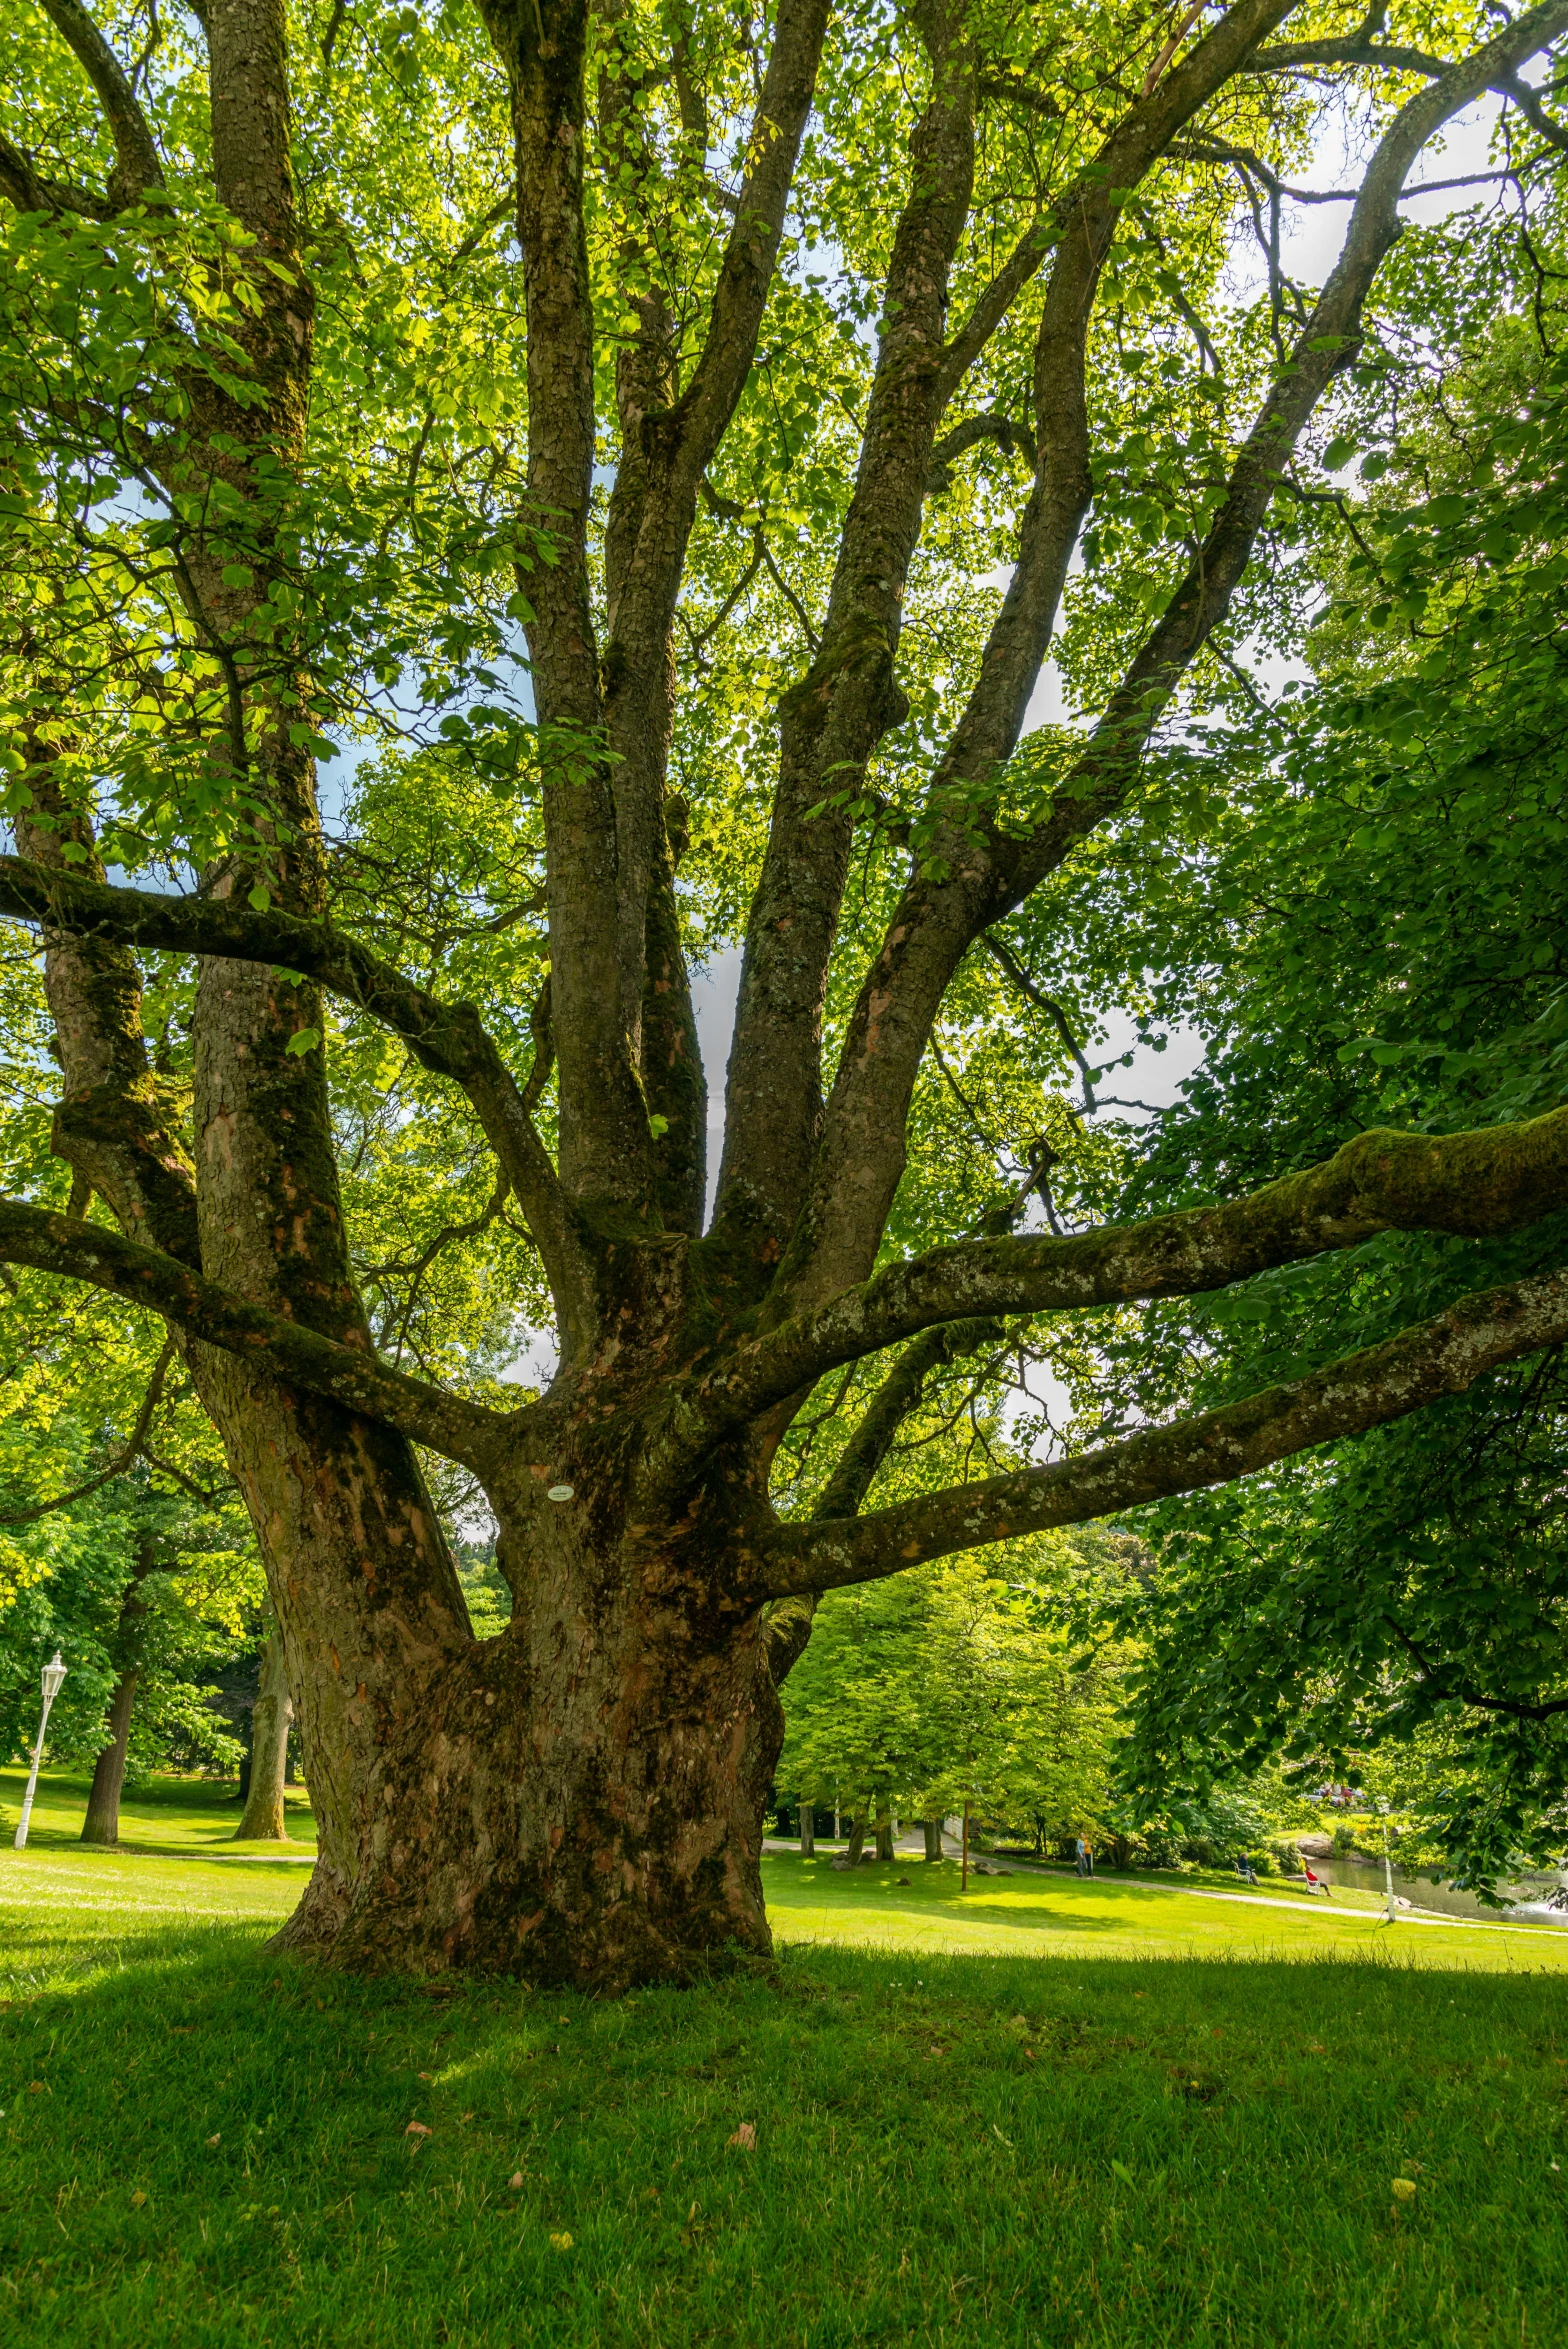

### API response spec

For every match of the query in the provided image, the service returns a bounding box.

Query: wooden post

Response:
[961,1800,969,1893]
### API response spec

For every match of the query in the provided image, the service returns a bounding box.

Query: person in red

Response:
[1303,1864,1332,1898]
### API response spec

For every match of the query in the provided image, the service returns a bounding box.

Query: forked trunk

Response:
[235,1631,293,1843]
[80,1668,138,1847]
[270,1491,787,1988]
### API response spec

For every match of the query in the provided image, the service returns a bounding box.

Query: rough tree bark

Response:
[5,0,1568,1986]
[235,1631,294,1843]
[922,1819,945,1864]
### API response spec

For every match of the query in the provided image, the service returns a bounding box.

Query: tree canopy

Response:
[2,0,1568,1980]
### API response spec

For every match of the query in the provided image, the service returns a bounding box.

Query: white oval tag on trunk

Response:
[546,1484,575,1502]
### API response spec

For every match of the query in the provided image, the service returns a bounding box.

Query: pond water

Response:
[1309,1850,1568,1927]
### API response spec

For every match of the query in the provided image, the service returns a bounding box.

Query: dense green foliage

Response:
[1077,324,1568,1887]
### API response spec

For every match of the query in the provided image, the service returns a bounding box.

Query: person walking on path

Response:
[1074,1837,1095,1879]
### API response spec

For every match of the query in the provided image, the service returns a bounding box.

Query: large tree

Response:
[3,0,1568,1984]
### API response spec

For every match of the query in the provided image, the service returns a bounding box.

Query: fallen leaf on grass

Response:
[205,2134,221,2148]
[130,2191,146,2208]
[27,2082,44,2096]
[1391,2178,1417,2203]
[549,2230,573,2250]
[405,2121,432,2138]
[727,2122,757,2150]
[509,2171,524,2190]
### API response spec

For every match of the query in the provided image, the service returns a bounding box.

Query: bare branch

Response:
[0,127,108,216]
[812,1318,1001,1522]
[0,1333,177,1526]
[926,411,1035,496]
[978,933,1097,1113]
[779,0,1568,1316]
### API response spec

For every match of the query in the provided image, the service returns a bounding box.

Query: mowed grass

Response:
[3,1847,1568,2347]
[0,1766,317,1861]
[764,1849,1568,1964]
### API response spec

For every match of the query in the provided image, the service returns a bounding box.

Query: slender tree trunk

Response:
[799,1799,815,1857]
[922,1818,945,1863]
[235,1631,293,1842]
[875,1806,895,1862]
[232,1705,253,1805]
[80,1551,153,1848]
[80,1669,138,1847]
[833,1814,867,1871]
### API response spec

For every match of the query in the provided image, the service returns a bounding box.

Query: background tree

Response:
[3,0,1568,1984]
[780,1544,1122,1858]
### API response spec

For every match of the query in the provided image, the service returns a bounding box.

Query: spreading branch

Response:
[777,0,1568,1316]
[0,1201,512,1475]
[675,1106,1568,1458]
[751,1265,1568,1597]
[0,855,594,1348]
[37,0,164,205]
[0,1333,179,1526]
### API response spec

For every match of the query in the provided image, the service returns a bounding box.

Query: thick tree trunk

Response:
[235,1631,293,1842]
[922,1818,945,1863]
[80,1669,138,1847]
[799,1800,815,1857]
[263,1492,786,1986]
[875,1807,895,1862]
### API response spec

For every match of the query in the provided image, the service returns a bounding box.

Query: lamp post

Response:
[14,1652,66,1852]
[1377,1797,1397,1924]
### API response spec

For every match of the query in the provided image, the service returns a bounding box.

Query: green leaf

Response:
[284,1028,322,1057]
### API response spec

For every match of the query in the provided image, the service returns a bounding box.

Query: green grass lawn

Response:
[3,1837,1568,2346]
[0,1766,317,1861]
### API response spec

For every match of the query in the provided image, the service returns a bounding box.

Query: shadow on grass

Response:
[4,1912,1568,2345]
